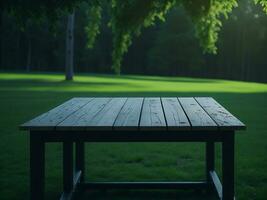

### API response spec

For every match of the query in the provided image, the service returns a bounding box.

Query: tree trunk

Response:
[65,12,75,81]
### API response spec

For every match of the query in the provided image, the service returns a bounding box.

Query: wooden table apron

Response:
[22,97,245,200]
[29,130,235,200]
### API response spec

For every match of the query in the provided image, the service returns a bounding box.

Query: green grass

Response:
[0,72,267,200]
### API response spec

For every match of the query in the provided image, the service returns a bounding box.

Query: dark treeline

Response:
[1,0,267,82]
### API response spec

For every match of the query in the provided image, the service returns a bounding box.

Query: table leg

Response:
[206,141,215,185]
[75,141,85,182]
[222,133,235,200]
[63,141,73,192]
[30,132,45,200]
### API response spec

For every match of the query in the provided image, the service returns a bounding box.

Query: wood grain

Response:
[139,98,166,130]
[86,98,127,130]
[113,98,143,130]
[20,98,93,130]
[195,97,245,130]
[57,98,111,130]
[178,97,217,130]
[57,98,127,131]
[161,97,190,130]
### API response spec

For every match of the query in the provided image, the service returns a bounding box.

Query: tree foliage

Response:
[255,0,267,13]
[109,0,239,72]
[84,3,102,49]
[2,0,267,74]
[110,0,175,74]
[184,0,238,53]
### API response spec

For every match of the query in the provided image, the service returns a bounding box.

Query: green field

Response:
[0,72,267,200]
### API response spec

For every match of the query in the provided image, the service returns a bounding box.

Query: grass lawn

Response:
[0,72,267,200]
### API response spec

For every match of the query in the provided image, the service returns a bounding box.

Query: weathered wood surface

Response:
[113,98,143,130]
[20,98,93,130]
[139,98,166,130]
[178,97,217,130]
[21,97,246,132]
[57,98,111,130]
[58,98,127,131]
[85,97,127,130]
[161,98,190,130]
[195,97,245,130]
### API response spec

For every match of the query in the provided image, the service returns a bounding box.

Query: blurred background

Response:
[1,0,267,83]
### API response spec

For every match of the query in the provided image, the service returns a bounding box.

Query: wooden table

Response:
[20,97,246,200]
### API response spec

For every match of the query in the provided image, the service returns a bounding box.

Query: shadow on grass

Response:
[7,90,267,99]
[0,75,219,92]
[0,79,133,87]
[81,73,220,83]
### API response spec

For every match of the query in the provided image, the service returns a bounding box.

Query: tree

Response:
[2,0,267,75]
[65,12,75,80]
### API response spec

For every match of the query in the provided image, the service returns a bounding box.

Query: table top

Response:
[20,97,246,132]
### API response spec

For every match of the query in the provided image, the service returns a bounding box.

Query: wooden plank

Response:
[81,181,207,190]
[195,97,246,130]
[161,97,190,130]
[87,98,127,130]
[59,171,81,200]
[210,171,222,199]
[57,98,111,130]
[139,98,166,130]
[113,98,143,130]
[178,97,217,130]
[20,98,93,130]
[57,98,127,131]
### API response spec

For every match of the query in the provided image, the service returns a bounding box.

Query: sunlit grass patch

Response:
[0,72,267,93]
